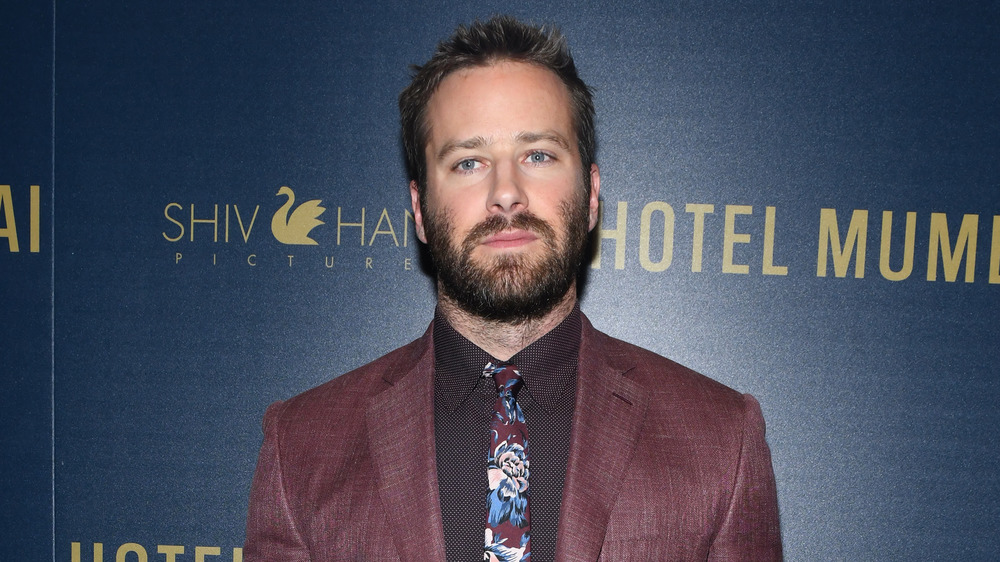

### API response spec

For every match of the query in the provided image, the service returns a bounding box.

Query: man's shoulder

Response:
[584,320,762,445]
[583,317,747,410]
[264,327,432,429]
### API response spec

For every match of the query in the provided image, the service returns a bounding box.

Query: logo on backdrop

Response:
[271,187,325,245]
[0,184,41,254]
[160,187,999,284]
[161,186,418,271]
[71,542,241,562]
[586,202,999,284]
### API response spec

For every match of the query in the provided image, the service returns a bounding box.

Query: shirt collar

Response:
[433,304,581,414]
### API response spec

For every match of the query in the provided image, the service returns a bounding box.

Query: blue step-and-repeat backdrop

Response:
[3,1,998,560]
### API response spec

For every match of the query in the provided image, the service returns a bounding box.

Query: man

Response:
[245,15,781,561]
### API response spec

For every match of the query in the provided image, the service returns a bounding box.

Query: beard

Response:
[422,189,591,324]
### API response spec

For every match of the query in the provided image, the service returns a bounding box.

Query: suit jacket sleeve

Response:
[244,401,311,562]
[708,394,782,561]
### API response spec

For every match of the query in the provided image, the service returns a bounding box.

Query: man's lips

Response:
[481,229,539,249]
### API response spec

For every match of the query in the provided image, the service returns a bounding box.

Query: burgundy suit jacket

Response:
[245,314,782,560]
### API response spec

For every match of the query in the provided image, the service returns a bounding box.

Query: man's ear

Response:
[587,163,601,231]
[410,180,427,243]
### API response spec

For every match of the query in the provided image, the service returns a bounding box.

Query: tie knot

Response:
[485,363,523,393]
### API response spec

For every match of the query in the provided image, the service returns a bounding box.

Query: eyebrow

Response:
[436,136,489,162]
[514,131,572,151]
[434,130,572,162]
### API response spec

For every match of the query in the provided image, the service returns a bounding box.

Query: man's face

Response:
[410,61,601,323]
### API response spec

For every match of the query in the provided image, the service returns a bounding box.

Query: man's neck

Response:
[436,287,578,361]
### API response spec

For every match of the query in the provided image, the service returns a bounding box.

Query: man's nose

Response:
[487,161,527,215]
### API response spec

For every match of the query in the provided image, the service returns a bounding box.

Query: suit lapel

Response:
[365,329,447,561]
[556,317,649,561]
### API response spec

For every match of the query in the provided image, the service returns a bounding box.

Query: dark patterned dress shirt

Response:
[433,306,581,561]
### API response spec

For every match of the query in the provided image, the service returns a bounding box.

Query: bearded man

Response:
[245,15,782,561]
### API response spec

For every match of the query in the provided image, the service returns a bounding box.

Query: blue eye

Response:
[526,151,552,164]
[455,159,482,172]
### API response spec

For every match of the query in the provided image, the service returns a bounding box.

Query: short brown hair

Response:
[399,15,596,193]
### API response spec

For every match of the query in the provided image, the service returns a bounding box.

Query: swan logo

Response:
[271,186,326,245]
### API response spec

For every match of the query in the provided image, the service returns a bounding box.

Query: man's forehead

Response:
[423,62,575,152]
[429,62,570,109]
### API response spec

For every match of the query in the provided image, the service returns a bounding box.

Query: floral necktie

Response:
[483,362,531,562]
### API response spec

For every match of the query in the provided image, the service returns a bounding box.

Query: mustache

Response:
[462,212,557,252]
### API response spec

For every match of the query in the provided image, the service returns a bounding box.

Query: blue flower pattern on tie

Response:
[488,440,529,527]
[484,362,530,562]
